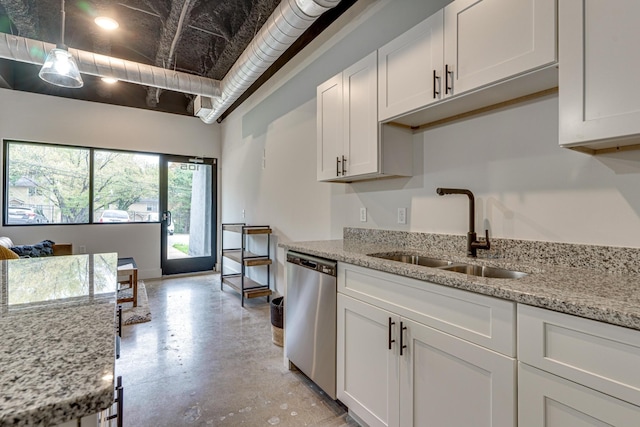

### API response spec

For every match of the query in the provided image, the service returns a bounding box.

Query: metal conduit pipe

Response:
[198,0,342,124]
[0,33,221,99]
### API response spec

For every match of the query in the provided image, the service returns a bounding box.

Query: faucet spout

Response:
[435,188,475,234]
[436,187,489,257]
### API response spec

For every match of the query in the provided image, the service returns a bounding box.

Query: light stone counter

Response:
[0,253,118,427]
[279,231,640,332]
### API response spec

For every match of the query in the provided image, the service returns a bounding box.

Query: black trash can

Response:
[270,297,284,347]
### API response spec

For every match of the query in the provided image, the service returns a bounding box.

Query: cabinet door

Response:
[316,72,343,181]
[337,294,399,427]
[343,52,379,178]
[378,11,444,121]
[399,318,516,427]
[519,363,640,427]
[559,0,640,148]
[444,0,556,95]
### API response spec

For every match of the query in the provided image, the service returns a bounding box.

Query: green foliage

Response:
[172,243,189,254]
[7,142,159,223]
[167,163,194,233]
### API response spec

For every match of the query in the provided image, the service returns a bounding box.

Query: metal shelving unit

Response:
[220,223,272,306]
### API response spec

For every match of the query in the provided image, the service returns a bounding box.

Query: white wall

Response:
[220,0,640,295]
[0,88,221,278]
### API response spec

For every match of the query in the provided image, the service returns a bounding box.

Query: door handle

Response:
[341,155,347,176]
[399,321,407,356]
[388,317,396,350]
[336,156,341,176]
[162,211,172,226]
[433,69,440,99]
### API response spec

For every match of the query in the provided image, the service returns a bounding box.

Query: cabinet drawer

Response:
[518,304,640,406]
[518,362,640,427]
[338,263,515,356]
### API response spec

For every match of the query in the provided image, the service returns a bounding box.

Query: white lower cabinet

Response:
[337,294,397,427]
[337,293,516,427]
[518,304,640,426]
[518,363,640,426]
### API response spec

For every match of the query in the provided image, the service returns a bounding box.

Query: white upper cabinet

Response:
[559,0,640,152]
[343,52,380,178]
[378,11,444,121]
[378,0,557,126]
[316,73,343,181]
[444,0,556,95]
[317,52,413,182]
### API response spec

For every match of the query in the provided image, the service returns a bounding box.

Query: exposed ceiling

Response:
[0,0,353,118]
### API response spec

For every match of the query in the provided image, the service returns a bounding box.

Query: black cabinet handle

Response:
[388,317,396,350]
[341,155,347,176]
[445,64,453,95]
[433,69,440,99]
[336,156,341,176]
[399,321,408,356]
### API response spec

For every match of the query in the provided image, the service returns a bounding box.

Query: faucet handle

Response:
[482,229,491,250]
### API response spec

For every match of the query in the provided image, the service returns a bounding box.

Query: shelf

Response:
[222,250,273,266]
[220,222,273,306]
[222,224,272,235]
[222,275,272,299]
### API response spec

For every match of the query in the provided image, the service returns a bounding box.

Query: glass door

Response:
[160,155,217,275]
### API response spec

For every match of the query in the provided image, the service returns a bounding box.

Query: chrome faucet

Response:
[436,188,490,257]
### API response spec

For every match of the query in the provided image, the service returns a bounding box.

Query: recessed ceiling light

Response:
[95,16,119,30]
[101,77,118,84]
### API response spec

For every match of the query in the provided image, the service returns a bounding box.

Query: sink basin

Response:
[369,253,454,268]
[369,252,527,279]
[441,264,528,279]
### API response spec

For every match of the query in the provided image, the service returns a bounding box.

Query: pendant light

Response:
[39,0,83,88]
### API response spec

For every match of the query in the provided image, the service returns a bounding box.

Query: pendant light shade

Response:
[39,0,83,88]
[39,45,83,88]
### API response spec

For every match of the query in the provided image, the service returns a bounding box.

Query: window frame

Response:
[3,139,163,227]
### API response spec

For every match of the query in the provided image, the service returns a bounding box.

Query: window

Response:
[93,150,159,223]
[4,141,160,225]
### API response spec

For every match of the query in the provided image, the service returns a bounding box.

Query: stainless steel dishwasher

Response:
[285,251,337,399]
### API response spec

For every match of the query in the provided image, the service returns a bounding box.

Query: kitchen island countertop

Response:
[280,239,640,332]
[0,253,118,427]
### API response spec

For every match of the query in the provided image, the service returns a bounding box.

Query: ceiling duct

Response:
[0,33,221,99]
[0,0,341,123]
[198,0,342,124]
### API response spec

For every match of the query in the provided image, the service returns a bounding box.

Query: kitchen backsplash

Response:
[344,228,640,276]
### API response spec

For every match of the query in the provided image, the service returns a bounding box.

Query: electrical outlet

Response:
[398,208,407,224]
[360,207,367,222]
[79,245,86,254]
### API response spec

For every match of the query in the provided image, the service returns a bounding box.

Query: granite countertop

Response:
[0,253,119,427]
[279,239,640,332]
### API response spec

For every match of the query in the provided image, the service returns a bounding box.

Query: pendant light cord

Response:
[60,0,66,46]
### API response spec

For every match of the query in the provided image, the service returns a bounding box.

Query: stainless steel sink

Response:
[441,264,528,279]
[369,253,454,268]
[369,252,527,279]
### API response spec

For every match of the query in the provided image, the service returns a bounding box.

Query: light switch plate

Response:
[360,207,367,222]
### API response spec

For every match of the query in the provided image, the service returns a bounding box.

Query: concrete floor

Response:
[116,273,359,426]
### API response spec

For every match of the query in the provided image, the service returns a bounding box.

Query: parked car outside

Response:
[98,209,130,223]
[7,207,49,224]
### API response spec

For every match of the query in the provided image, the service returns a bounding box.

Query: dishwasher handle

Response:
[287,251,337,276]
[300,259,318,269]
